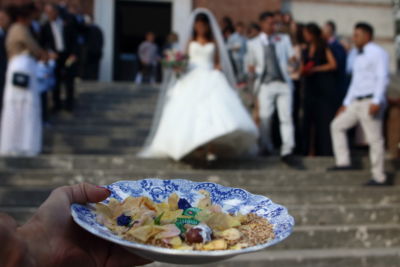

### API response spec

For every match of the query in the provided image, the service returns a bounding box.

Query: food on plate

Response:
[95,190,274,251]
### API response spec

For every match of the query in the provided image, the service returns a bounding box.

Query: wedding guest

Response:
[226,22,247,82]
[288,23,305,154]
[247,22,261,39]
[0,8,10,111]
[246,12,296,165]
[82,15,103,80]
[301,23,337,156]
[221,16,234,39]
[329,23,390,186]
[26,2,50,123]
[223,25,237,76]
[28,2,42,42]
[136,32,158,84]
[273,11,284,33]
[280,12,293,35]
[0,183,151,266]
[66,3,87,79]
[37,52,57,94]
[41,3,78,113]
[163,32,179,52]
[387,97,400,159]
[323,20,347,107]
[0,4,45,156]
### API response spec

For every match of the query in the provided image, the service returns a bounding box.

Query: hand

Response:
[16,183,151,267]
[49,52,58,60]
[68,54,77,62]
[253,99,261,126]
[388,98,400,106]
[336,106,346,116]
[0,213,35,266]
[369,103,380,116]
[248,65,256,73]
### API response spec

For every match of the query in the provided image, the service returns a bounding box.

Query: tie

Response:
[358,47,364,54]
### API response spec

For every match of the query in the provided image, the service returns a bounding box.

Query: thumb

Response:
[63,183,111,204]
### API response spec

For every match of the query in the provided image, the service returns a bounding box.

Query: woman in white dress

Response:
[139,9,258,161]
[0,5,43,156]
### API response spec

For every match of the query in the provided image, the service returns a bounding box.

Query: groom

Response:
[246,12,296,164]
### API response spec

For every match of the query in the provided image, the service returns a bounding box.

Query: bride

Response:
[139,8,258,161]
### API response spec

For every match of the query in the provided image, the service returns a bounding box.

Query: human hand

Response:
[369,103,380,117]
[49,52,58,60]
[0,213,35,266]
[336,106,346,116]
[17,183,151,267]
[388,98,400,106]
[214,63,222,70]
[253,99,261,126]
[248,65,256,73]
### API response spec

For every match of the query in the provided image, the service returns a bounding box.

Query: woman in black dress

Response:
[301,23,337,156]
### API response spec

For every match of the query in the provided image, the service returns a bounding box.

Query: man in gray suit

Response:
[246,12,296,165]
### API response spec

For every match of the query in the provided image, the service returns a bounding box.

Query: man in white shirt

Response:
[328,22,390,186]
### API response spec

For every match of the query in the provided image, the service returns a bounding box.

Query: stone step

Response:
[0,155,397,171]
[2,204,398,226]
[45,125,151,134]
[147,248,400,267]
[1,169,399,187]
[47,118,152,127]
[1,186,399,207]
[275,225,400,250]
[42,147,142,155]
[43,136,146,149]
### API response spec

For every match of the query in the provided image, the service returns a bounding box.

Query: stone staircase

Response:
[0,82,399,267]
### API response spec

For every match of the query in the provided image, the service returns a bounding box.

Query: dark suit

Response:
[328,39,347,108]
[29,21,42,42]
[83,24,103,80]
[0,29,7,111]
[41,18,78,111]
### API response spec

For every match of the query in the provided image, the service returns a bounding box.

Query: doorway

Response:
[114,0,172,81]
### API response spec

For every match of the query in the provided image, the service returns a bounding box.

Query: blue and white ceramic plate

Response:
[71,179,294,264]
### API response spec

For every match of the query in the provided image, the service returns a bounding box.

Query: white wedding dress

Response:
[139,41,258,161]
[0,53,42,156]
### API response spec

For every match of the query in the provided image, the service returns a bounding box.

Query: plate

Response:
[71,178,294,264]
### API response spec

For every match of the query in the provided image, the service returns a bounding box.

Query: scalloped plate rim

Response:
[70,178,295,258]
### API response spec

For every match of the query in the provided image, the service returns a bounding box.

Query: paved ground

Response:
[0,82,399,267]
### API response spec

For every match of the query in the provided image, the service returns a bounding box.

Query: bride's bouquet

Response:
[162,50,188,75]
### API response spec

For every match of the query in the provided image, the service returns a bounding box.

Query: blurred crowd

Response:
[0,2,103,156]
[224,11,397,185]
[140,10,398,185]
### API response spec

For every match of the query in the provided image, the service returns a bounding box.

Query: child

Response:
[37,52,56,93]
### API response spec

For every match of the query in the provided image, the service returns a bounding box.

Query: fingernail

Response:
[96,185,111,194]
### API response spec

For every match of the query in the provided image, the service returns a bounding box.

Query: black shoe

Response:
[259,148,271,157]
[281,154,305,170]
[326,165,357,171]
[51,107,62,114]
[364,179,392,187]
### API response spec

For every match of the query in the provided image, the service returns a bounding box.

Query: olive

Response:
[185,228,204,244]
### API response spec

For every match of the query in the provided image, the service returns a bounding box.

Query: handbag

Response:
[12,72,30,89]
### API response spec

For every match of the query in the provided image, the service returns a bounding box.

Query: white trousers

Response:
[330,99,386,182]
[258,81,294,156]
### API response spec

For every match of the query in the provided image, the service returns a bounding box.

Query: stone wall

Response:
[193,0,281,25]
